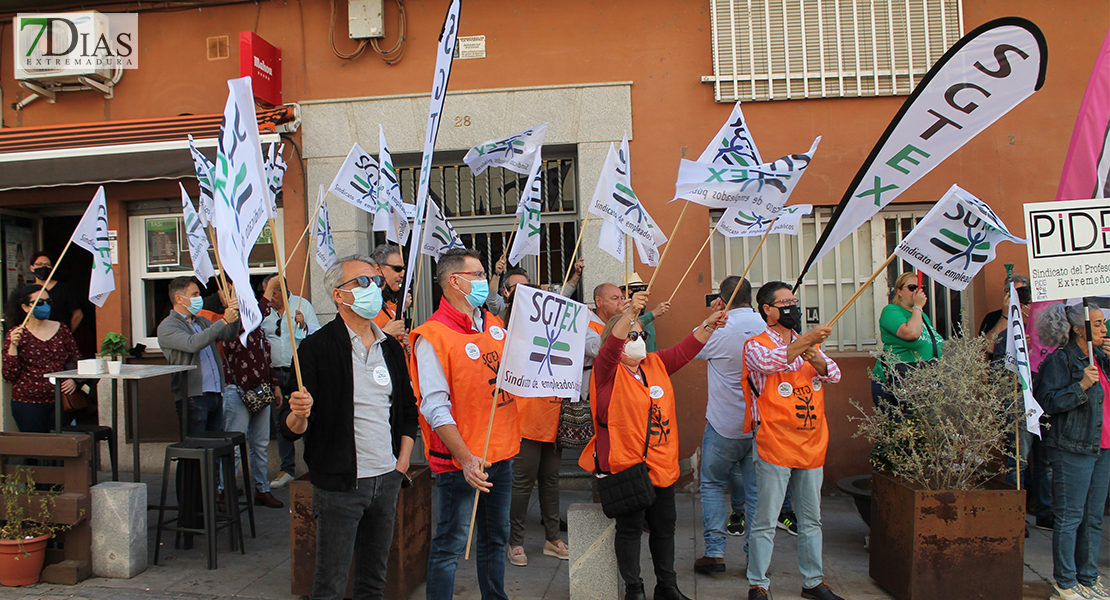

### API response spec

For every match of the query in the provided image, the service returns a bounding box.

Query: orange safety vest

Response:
[741,332,829,469]
[518,395,562,443]
[588,318,605,335]
[372,300,400,331]
[577,353,680,488]
[410,314,520,471]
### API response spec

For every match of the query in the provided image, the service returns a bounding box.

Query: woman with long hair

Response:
[871,272,943,407]
[3,284,81,433]
[579,291,727,600]
[1034,302,1110,600]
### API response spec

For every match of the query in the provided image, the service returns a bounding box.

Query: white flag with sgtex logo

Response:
[464,122,549,176]
[375,125,411,244]
[497,285,589,399]
[673,137,820,219]
[717,204,813,238]
[188,135,216,227]
[587,133,667,251]
[894,184,1026,291]
[70,187,115,307]
[698,102,762,166]
[507,146,544,266]
[180,183,216,285]
[420,198,465,260]
[328,142,379,214]
[1005,282,1044,436]
[264,143,286,215]
[312,185,338,271]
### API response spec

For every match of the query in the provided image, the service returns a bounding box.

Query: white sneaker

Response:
[1084,579,1110,600]
[270,471,294,489]
[1053,583,1095,600]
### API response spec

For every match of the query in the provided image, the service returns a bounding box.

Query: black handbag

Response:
[241,382,276,413]
[596,368,656,519]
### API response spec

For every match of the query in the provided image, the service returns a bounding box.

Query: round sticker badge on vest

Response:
[777,382,794,398]
[649,385,665,400]
[373,365,391,387]
[489,326,505,341]
[812,378,822,392]
[465,343,481,360]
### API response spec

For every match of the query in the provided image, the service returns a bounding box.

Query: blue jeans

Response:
[747,453,824,590]
[11,401,75,433]
[700,422,756,558]
[223,385,271,493]
[311,471,404,600]
[1006,426,1053,520]
[175,392,224,439]
[1047,446,1110,589]
[426,459,513,600]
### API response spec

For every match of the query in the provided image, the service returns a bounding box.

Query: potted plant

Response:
[852,333,1026,600]
[0,468,72,587]
[99,332,128,375]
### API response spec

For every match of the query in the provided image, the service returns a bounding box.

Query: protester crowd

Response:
[7,246,1110,600]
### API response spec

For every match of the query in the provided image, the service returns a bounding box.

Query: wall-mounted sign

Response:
[454,35,485,60]
[240,31,282,106]
[146,218,180,268]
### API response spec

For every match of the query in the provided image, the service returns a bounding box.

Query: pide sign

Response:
[1025,198,1110,302]
[240,32,281,106]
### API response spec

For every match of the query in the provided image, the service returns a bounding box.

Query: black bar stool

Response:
[62,425,118,483]
[188,430,257,538]
[154,438,246,569]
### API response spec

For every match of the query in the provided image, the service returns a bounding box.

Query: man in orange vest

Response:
[410,248,519,600]
[743,281,843,600]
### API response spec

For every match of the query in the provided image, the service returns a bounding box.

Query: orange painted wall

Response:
[1,0,1107,487]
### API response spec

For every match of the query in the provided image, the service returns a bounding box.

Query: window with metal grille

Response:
[383,146,581,320]
[710,205,963,352]
[702,0,963,102]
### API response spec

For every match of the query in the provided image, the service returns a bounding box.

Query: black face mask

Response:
[1016,286,1032,306]
[776,305,802,331]
[32,266,51,281]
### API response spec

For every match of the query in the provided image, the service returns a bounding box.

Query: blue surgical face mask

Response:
[342,284,383,320]
[183,296,204,316]
[31,303,51,320]
[464,278,489,309]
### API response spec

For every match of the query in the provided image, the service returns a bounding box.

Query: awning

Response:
[0,105,298,191]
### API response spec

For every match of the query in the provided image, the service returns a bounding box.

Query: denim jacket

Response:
[1033,342,1110,455]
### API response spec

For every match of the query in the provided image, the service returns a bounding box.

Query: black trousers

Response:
[614,484,677,588]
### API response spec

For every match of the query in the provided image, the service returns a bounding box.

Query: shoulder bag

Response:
[596,366,656,518]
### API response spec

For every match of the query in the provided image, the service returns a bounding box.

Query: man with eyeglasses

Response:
[261,274,321,489]
[742,282,843,600]
[370,244,409,340]
[281,254,418,600]
[410,247,519,600]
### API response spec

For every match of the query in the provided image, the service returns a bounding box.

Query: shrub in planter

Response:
[0,468,75,587]
[853,333,1027,600]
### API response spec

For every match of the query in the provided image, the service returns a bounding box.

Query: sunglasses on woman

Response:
[904,284,919,292]
[627,331,650,342]
[25,298,50,307]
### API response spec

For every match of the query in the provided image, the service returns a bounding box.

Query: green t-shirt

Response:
[872,304,944,380]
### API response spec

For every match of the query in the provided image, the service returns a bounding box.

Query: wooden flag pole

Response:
[828,252,898,327]
[624,235,631,297]
[18,240,74,332]
[268,218,304,392]
[668,229,715,304]
[561,213,591,293]
[1015,379,1022,491]
[724,219,777,309]
[645,202,690,293]
[283,198,328,267]
[205,225,231,295]
[465,387,503,560]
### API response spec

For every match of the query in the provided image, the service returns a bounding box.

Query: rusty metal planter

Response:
[290,466,432,599]
[869,470,1025,600]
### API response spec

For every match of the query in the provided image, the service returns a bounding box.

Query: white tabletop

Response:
[45,364,195,380]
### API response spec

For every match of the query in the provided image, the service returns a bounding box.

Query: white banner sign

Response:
[587,133,667,250]
[717,204,812,238]
[598,217,624,263]
[464,122,549,176]
[329,142,379,214]
[188,135,216,228]
[180,183,216,284]
[1005,282,1044,435]
[313,185,337,272]
[894,184,1025,291]
[1025,197,1110,302]
[70,187,115,307]
[497,286,589,399]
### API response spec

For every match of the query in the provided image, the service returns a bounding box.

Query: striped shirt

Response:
[744,327,841,395]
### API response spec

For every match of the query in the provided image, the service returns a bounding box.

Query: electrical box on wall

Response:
[348,0,384,39]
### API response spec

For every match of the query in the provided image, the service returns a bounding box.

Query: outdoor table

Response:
[45,364,196,482]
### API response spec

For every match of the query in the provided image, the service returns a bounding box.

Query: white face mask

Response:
[623,337,648,363]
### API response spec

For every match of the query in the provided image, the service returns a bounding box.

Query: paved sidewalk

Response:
[0,474,1095,599]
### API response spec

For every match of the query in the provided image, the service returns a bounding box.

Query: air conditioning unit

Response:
[13,12,113,83]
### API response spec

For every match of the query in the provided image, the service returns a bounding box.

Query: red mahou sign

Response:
[240,32,282,106]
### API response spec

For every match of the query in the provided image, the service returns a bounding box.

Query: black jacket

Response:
[280,315,419,492]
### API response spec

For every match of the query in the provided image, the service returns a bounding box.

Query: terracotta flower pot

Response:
[0,534,50,587]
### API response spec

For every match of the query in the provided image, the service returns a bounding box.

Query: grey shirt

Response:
[347,322,396,478]
[157,311,237,401]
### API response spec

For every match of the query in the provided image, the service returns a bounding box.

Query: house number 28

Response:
[454,116,471,127]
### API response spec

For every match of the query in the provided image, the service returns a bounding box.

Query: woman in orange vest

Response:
[578,291,727,600]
